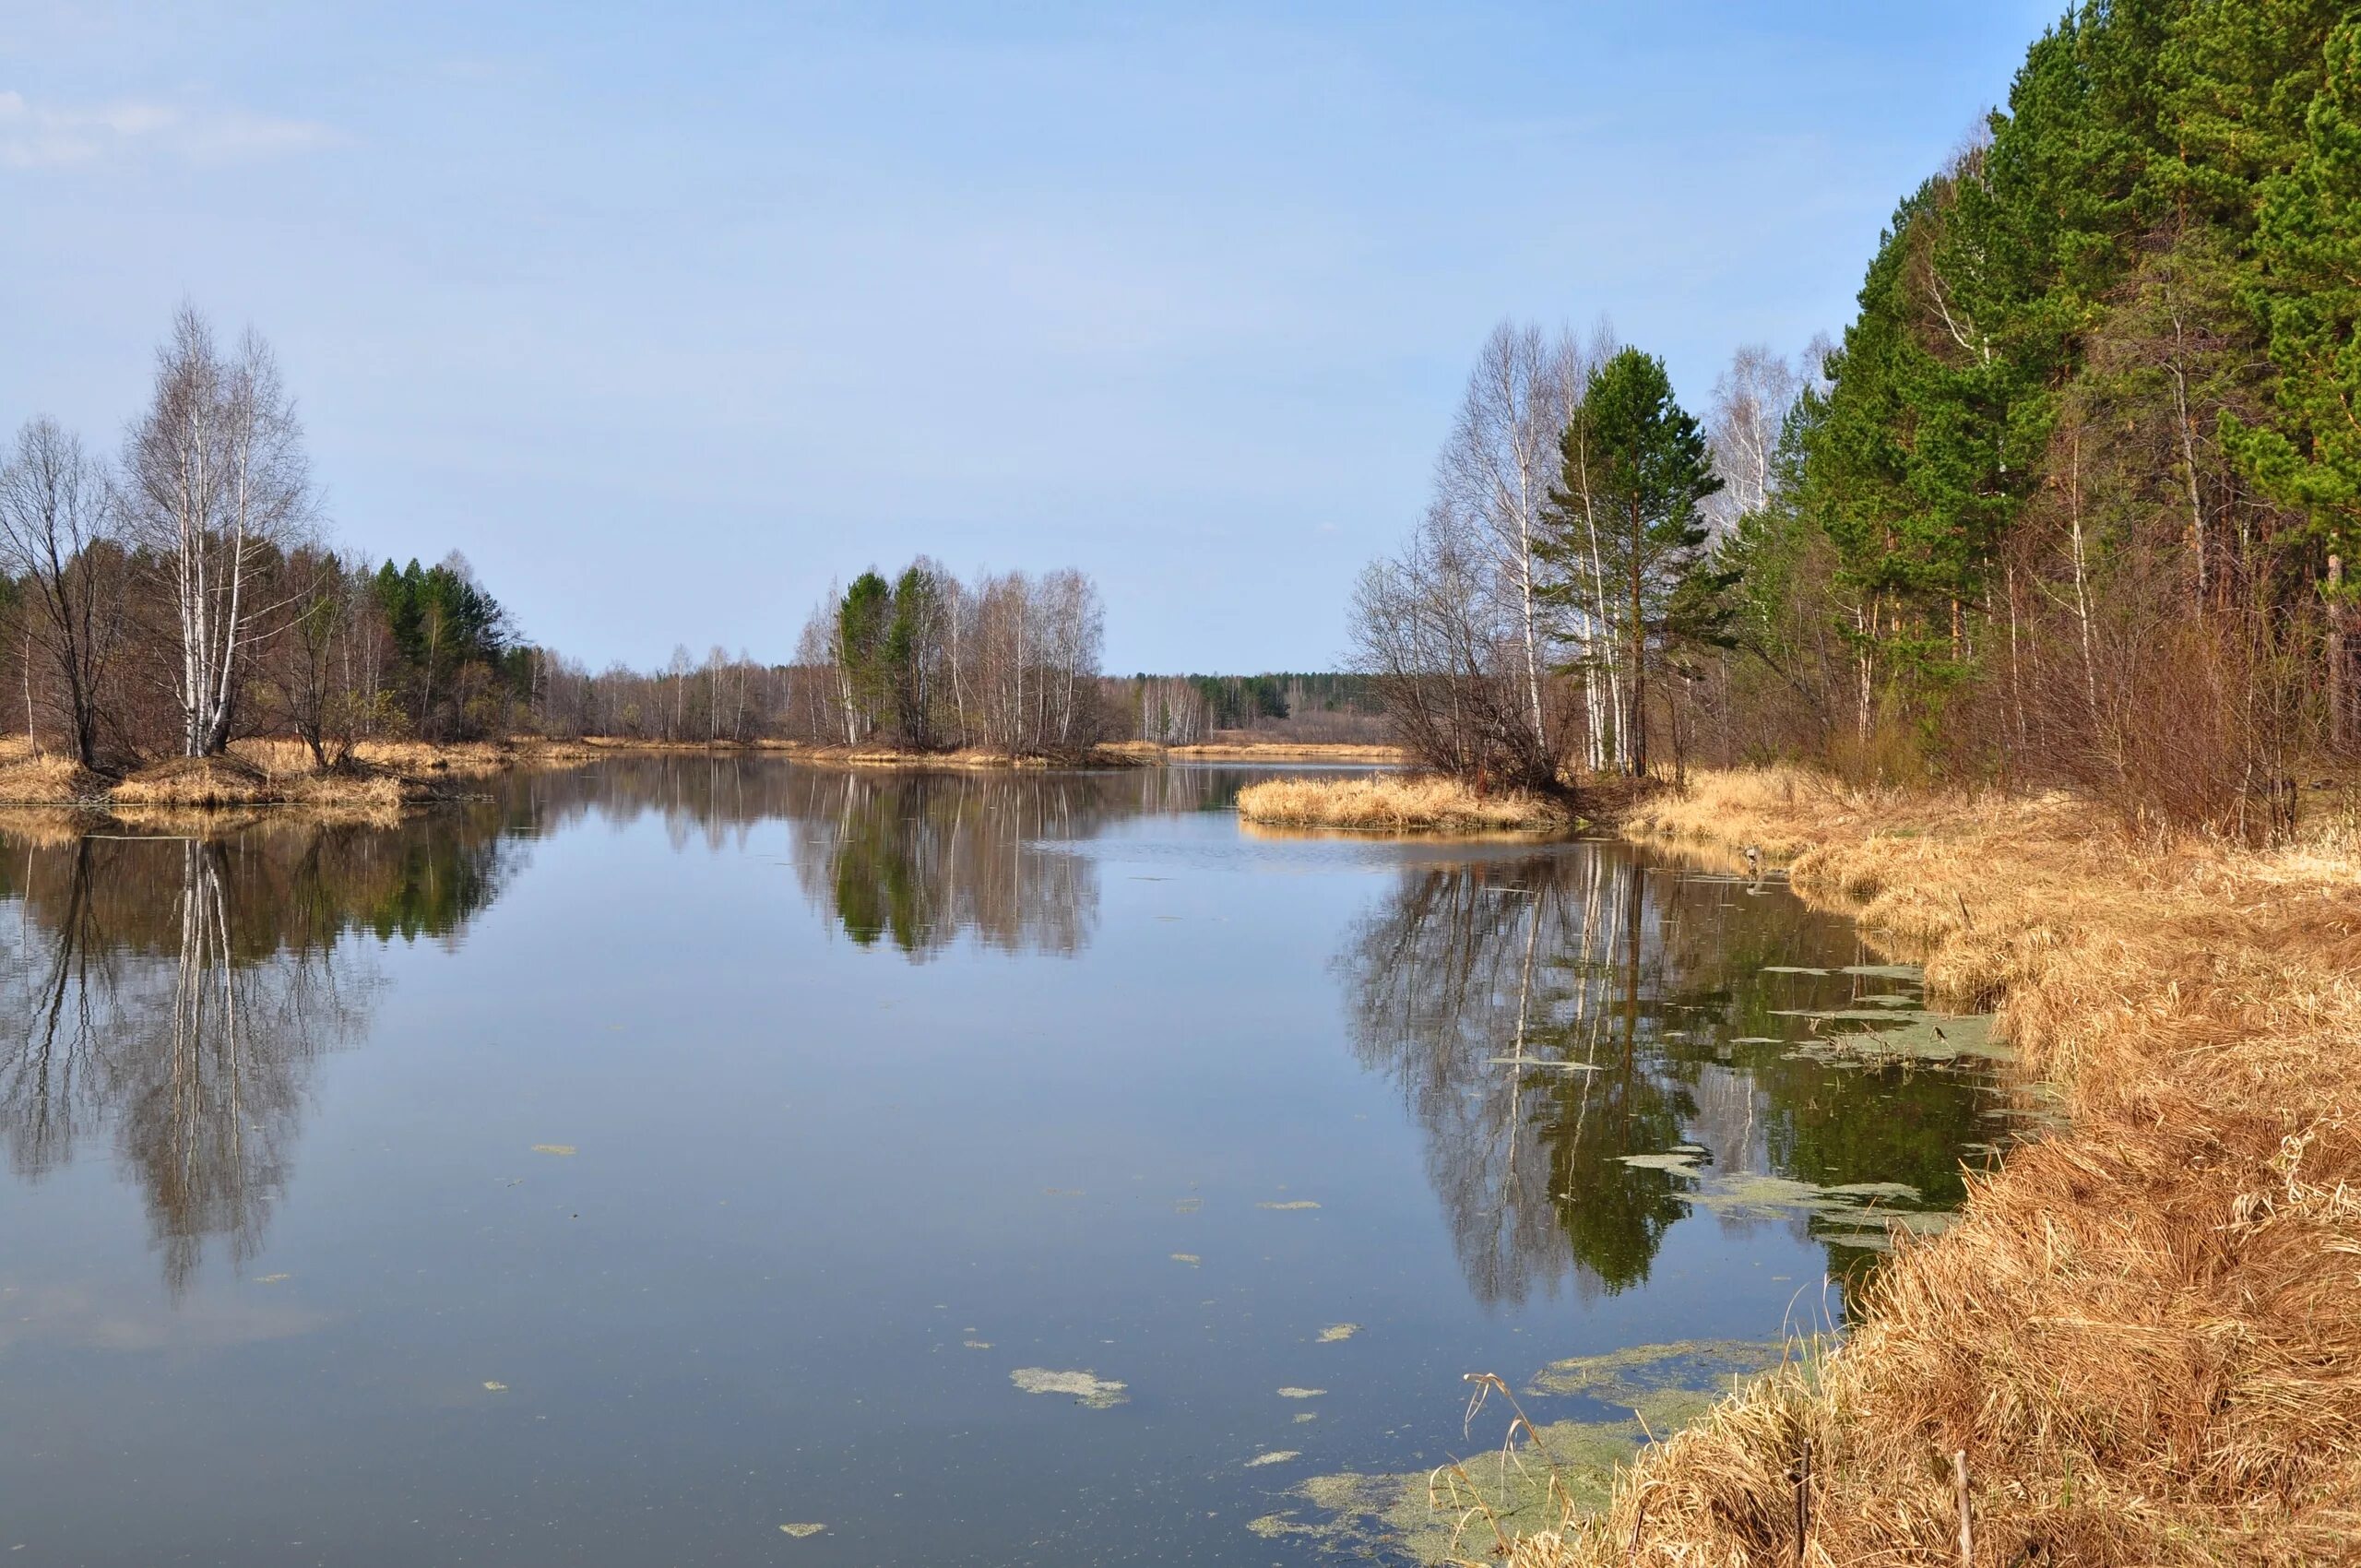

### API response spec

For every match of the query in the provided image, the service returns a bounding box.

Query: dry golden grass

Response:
[1497,767,2361,1567]
[0,750,104,804]
[1236,773,1570,832]
[1102,739,1407,764]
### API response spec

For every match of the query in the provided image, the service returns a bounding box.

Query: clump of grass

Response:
[110,754,274,806]
[0,750,104,804]
[1506,765,2361,1566]
[1237,774,1570,833]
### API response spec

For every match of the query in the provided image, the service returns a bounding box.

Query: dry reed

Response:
[1236,774,1571,832]
[1502,766,2361,1566]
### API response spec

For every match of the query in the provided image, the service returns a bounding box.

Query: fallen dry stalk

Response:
[1501,765,2361,1567]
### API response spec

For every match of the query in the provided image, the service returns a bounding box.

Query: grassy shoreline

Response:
[1492,766,2361,1566]
[0,734,1409,814]
[1235,773,1571,832]
[0,736,600,816]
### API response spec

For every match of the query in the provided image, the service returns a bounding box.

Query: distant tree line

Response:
[1110,672,1385,744]
[1361,2,2361,836]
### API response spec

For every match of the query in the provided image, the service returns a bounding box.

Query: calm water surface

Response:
[0,760,2005,1565]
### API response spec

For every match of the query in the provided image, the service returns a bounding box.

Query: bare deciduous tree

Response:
[0,419,125,768]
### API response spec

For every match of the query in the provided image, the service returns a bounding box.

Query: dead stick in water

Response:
[1953,1449,1973,1566]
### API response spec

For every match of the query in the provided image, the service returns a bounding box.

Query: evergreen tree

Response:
[1538,348,1726,775]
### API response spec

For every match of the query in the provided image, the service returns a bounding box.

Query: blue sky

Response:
[1,1,2059,672]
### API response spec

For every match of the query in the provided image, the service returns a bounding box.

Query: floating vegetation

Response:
[1245,1450,1300,1467]
[1009,1367,1129,1408]
[1276,1386,1326,1399]
[529,1144,576,1156]
[1317,1323,1360,1343]
[1615,1146,1710,1172]
[481,1381,507,1392]
[1170,1253,1200,1265]
[777,1523,825,1538]
[1760,964,1831,976]
[1839,962,1924,980]
[1172,1196,1202,1214]
[1527,1338,1792,1408]
[1041,1186,1084,1197]
[1253,1411,1688,1562]
[963,1340,992,1349]
[254,1273,291,1285]
[1258,1200,1321,1211]
[1610,1146,1950,1251]
[1771,1004,2009,1064]
[1293,1411,1319,1422]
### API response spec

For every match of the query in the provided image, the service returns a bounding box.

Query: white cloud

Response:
[0,88,337,169]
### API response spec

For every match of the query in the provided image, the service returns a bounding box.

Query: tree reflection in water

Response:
[1338,844,1994,1308]
[788,771,1109,959]
[0,812,518,1292]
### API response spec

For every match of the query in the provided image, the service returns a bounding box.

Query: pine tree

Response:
[1537,348,1726,775]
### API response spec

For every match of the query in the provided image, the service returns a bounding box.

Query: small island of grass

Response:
[1235,773,1572,833]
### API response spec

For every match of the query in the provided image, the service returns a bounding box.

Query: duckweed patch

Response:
[1317,1323,1360,1343]
[529,1144,575,1156]
[1276,1386,1326,1399]
[1608,1148,1950,1250]
[1010,1367,1129,1408]
[1527,1337,1793,1408]
[777,1523,825,1538]
[1246,1450,1300,1467]
[1773,1004,2008,1064]
[1258,1200,1321,1211]
[1253,1415,1666,1562]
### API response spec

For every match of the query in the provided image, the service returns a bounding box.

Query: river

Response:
[0,758,2011,1565]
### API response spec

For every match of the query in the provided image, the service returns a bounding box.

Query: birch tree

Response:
[1438,323,1584,766]
[125,308,315,756]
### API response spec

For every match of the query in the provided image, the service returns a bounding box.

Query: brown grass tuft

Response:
[1506,767,2361,1566]
[110,754,274,806]
[1236,773,1571,832]
[0,750,105,804]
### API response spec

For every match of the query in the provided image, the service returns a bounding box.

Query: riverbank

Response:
[0,736,597,814]
[0,732,1174,814]
[1236,773,1569,832]
[1499,766,2361,1566]
[1103,739,1404,764]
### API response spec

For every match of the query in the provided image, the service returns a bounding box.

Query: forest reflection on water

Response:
[0,763,1233,1292]
[0,762,2000,1314]
[0,809,522,1293]
[0,760,2009,1568]
[1339,843,2000,1310]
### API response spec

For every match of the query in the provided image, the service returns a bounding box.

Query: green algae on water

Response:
[1009,1367,1128,1408]
[1527,1337,1791,1408]
[1251,1416,1665,1562]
